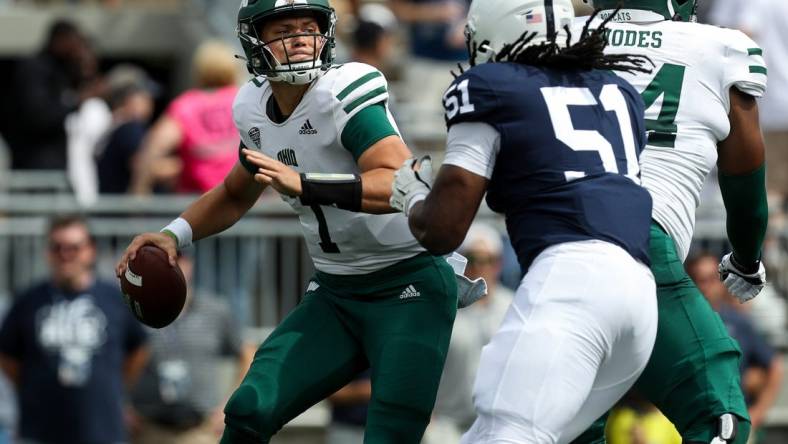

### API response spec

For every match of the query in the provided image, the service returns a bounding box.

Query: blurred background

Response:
[0,0,786,443]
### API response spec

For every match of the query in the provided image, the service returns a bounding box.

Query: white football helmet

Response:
[466,0,576,65]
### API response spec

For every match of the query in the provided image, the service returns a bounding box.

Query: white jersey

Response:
[233,62,423,274]
[573,14,768,260]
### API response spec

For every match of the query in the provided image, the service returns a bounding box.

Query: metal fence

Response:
[0,171,316,327]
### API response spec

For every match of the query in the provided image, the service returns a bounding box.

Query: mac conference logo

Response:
[248,127,261,149]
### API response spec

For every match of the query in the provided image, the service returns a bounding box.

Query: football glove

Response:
[456,274,488,309]
[718,253,766,303]
[390,156,432,216]
[445,252,488,309]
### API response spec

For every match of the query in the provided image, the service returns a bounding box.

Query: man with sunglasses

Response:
[116,0,460,442]
[0,215,149,444]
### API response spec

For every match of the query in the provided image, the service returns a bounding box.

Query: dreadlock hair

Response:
[490,8,653,75]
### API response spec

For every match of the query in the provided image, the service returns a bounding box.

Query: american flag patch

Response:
[525,11,543,23]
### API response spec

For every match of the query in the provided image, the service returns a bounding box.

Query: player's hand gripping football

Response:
[390,156,432,215]
[115,232,178,278]
[243,148,302,197]
[718,252,766,303]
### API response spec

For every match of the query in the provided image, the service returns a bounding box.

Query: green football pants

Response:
[571,223,750,444]
[220,252,458,444]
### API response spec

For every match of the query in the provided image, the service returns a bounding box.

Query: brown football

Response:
[120,245,186,328]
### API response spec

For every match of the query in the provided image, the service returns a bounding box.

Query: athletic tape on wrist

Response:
[161,217,193,249]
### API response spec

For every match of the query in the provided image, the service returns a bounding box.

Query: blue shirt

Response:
[445,62,652,271]
[0,280,147,444]
[407,0,469,61]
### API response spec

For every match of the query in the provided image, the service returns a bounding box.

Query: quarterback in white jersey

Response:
[117,0,459,443]
[234,61,423,274]
[570,1,769,443]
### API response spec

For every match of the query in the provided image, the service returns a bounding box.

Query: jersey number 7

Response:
[541,84,641,183]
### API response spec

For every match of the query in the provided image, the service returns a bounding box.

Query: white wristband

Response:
[161,217,193,249]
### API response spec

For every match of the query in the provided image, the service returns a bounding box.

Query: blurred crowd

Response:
[0,0,786,443]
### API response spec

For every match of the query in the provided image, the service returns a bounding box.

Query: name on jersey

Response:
[604,29,663,49]
[277,148,299,167]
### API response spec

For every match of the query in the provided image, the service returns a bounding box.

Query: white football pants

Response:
[460,240,657,444]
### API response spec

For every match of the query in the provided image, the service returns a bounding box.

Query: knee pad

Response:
[223,383,279,441]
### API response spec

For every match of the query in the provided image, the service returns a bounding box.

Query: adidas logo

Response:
[399,284,420,300]
[299,119,318,135]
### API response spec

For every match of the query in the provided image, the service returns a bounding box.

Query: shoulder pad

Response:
[443,65,500,129]
[330,63,389,119]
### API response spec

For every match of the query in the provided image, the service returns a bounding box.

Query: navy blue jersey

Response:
[444,62,652,272]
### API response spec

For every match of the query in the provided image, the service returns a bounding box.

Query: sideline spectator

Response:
[96,65,159,195]
[422,222,512,444]
[687,253,784,440]
[0,215,149,444]
[131,40,240,195]
[350,5,397,76]
[325,370,372,444]
[349,5,401,117]
[6,20,106,170]
[130,251,254,444]
[389,0,468,135]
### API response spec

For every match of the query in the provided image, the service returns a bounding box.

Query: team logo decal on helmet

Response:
[237,0,337,84]
[465,0,576,66]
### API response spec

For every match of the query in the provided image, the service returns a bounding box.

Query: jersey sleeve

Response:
[332,63,392,151]
[443,68,501,130]
[721,30,768,99]
[233,83,261,175]
[443,121,501,179]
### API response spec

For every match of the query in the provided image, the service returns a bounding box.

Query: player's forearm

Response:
[360,168,399,214]
[408,200,467,255]
[718,164,768,267]
[180,184,253,242]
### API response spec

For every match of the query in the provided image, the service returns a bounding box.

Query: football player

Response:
[391,0,660,442]
[116,0,461,442]
[569,1,768,443]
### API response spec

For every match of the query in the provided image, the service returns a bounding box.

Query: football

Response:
[120,245,186,328]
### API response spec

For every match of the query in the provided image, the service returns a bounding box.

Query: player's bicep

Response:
[357,135,412,173]
[717,88,765,175]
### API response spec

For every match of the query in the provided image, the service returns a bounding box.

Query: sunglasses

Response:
[466,254,497,266]
[49,241,90,254]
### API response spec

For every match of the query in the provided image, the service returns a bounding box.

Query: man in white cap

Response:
[423,222,513,444]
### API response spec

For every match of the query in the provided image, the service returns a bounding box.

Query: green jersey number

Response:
[641,63,686,148]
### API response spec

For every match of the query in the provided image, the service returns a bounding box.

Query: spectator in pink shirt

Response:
[132,41,240,195]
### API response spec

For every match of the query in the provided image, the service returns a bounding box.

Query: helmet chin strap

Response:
[263,40,327,85]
